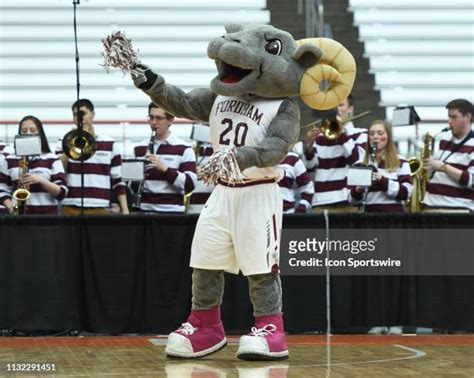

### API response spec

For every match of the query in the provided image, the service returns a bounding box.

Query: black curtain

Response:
[0,214,472,334]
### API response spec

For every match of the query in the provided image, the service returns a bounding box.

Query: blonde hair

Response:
[363,120,399,172]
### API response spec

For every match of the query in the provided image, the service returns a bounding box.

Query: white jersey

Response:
[209,95,284,180]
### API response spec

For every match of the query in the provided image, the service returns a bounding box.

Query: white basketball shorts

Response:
[190,181,283,276]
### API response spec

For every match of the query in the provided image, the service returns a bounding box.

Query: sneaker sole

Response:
[237,350,289,361]
[166,339,227,359]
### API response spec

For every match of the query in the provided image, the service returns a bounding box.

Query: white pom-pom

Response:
[198,146,245,185]
[101,31,141,75]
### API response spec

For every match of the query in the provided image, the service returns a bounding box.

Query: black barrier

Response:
[0,213,473,334]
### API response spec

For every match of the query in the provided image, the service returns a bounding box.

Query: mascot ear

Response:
[292,43,322,68]
[225,24,244,34]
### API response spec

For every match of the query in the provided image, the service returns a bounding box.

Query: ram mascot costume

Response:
[103,24,355,360]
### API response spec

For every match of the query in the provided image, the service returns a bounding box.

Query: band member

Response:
[0,142,14,214]
[56,99,129,215]
[129,103,197,213]
[1,116,67,214]
[423,99,474,211]
[350,120,412,212]
[279,151,314,213]
[304,94,367,211]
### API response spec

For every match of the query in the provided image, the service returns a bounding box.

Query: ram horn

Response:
[296,38,356,110]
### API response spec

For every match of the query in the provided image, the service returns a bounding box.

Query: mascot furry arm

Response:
[103,24,355,182]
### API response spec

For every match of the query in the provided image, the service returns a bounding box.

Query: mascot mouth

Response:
[218,61,253,84]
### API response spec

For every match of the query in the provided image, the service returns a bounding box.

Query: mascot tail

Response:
[297,38,356,110]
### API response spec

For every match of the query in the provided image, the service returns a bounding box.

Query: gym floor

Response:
[0,334,473,377]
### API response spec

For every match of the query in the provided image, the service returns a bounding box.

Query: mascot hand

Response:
[131,63,158,90]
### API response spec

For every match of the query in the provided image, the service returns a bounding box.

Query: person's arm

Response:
[110,142,129,214]
[371,161,413,200]
[424,157,465,185]
[147,146,198,193]
[303,128,320,171]
[117,193,129,214]
[20,174,61,197]
[293,157,314,213]
[0,156,14,212]
[59,154,69,169]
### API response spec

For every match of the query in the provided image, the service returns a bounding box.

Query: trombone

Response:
[62,128,96,161]
[302,110,371,140]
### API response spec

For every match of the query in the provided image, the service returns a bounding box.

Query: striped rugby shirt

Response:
[188,143,214,213]
[132,134,197,213]
[350,155,413,212]
[305,122,367,206]
[278,152,314,213]
[56,134,126,208]
[0,153,68,214]
[0,143,14,214]
[423,131,474,211]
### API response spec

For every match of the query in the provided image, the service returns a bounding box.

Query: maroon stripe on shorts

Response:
[218,178,276,188]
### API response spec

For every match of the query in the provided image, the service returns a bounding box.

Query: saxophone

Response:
[408,132,435,212]
[13,156,31,215]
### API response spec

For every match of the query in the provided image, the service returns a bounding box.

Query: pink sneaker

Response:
[165,306,227,358]
[237,313,289,360]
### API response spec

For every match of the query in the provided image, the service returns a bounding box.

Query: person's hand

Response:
[131,63,158,90]
[304,127,321,152]
[423,157,444,171]
[372,172,383,181]
[18,173,45,188]
[354,186,365,193]
[145,153,168,173]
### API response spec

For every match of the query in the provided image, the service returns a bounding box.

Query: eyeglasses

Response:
[148,115,167,121]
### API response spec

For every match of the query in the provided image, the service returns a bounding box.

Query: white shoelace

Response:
[177,322,197,335]
[250,324,277,337]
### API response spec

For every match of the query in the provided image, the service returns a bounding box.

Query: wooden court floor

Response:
[0,335,472,377]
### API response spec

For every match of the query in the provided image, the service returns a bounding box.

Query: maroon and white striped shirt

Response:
[188,143,214,213]
[423,131,474,211]
[278,152,314,213]
[132,134,197,213]
[0,143,15,214]
[0,153,67,215]
[350,156,413,212]
[0,142,14,155]
[55,134,126,208]
[304,124,367,206]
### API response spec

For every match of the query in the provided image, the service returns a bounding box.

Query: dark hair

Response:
[347,94,354,107]
[18,115,51,153]
[72,98,94,112]
[446,99,473,117]
[148,103,174,120]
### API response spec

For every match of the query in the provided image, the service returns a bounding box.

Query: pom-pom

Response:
[101,31,140,75]
[198,146,245,185]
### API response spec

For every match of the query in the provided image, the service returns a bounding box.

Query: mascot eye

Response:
[265,39,282,55]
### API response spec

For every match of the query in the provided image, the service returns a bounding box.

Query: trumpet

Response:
[302,110,371,140]
[13,156,31,215]
[62,128,96,161]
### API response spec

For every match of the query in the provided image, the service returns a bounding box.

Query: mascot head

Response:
[207,24,356,110]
